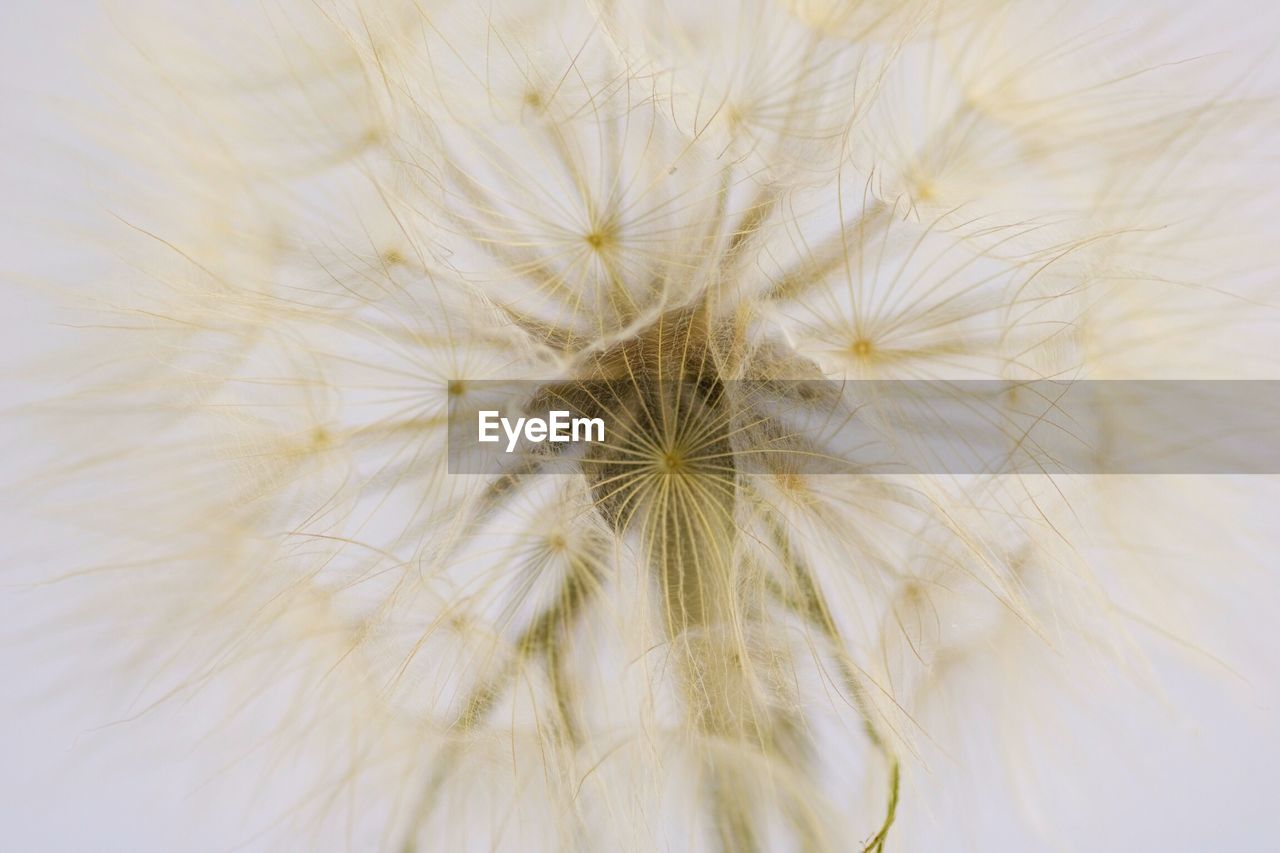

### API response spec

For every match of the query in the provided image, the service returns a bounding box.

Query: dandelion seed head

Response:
[18,0,1280,849]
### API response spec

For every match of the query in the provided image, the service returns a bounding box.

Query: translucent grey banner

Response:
[447,380,1280,475]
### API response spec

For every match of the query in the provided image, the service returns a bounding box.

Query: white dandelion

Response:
[4,0,1280,851]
